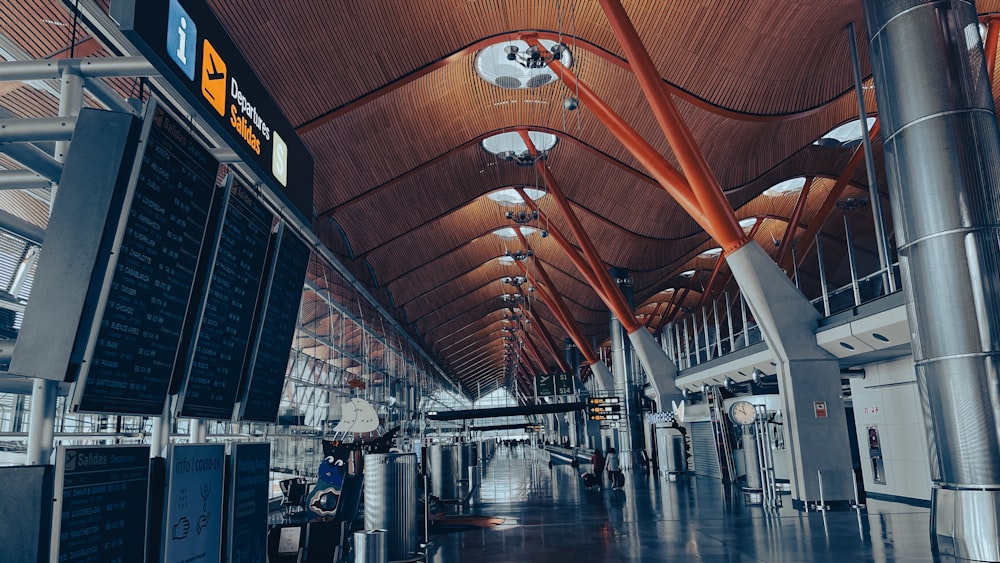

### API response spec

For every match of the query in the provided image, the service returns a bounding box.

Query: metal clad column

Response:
[864,1,1000,559]
[610,268,643,470]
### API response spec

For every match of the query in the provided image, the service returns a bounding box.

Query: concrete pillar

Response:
[727,242,855,507]
[864,1,1000,558]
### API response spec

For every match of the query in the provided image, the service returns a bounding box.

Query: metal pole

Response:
[673,323,682,368]
[848,22,895,294]
[190,419,206,443]
[712,300,722,357]
[725,292,735,353]
[54,68,84,163]
[740,293,749,348]
[815,235,831,317]
[0,117,77,142]
[690,314,700,365]
[151,396,173,458]
[844,214,862,306]
[701,306,711,361]
[26,64,83,466]
[791,246,800,289]
[682,318,691,369]
[817,470,827,512]
[0,57,156,81]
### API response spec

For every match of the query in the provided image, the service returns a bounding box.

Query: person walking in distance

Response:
[606,447,622,489]
[591,448,605,489]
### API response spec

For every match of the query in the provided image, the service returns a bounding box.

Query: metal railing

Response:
[661,260,902,370]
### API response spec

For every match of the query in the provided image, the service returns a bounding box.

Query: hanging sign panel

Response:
[225,443,270,563]
[237,225,311,422]
[112,0,313,222]
[73,102,219,415]
[175,176,274,420]
[535,372,555,397]
[554,372,574,395]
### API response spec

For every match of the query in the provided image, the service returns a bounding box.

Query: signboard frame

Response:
[225,442,270,563]
[112,0,313,223]
[173,172,275,420]
[51,444,151,563]
[162,443,226,563]
[70,98,221,415]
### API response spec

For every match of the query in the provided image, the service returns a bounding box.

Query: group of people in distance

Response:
[583,447,623,490]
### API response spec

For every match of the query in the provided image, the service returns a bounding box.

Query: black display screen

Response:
[238,226,310,422]
[226,443,270,563]
[177,179,274,419]
[76,105,218,415]
[53,445,150,563]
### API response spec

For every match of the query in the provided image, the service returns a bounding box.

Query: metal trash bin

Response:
[657,430,687,481]
[429,444,456,500]
[354,529,386,563]
[364,453,417,561]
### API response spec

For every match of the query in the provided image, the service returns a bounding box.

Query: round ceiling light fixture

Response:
[475,39,573,90]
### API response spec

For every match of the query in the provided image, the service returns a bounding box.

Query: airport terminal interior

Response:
[3,0,1000,561]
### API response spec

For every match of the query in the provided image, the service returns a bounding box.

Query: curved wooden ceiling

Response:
[5,1,1000,401]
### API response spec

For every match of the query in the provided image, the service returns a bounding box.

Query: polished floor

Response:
[425,444,934,563]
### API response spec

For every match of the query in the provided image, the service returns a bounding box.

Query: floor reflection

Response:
[427,444,934,562]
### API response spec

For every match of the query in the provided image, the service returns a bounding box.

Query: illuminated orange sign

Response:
[200,38,226,116]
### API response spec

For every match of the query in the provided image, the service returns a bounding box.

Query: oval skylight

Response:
[815,117,877,146]
[763,177,806,197]
[680,269,696,278]
[497,255,517,266]
[475,40,573,90]
[483,131,557,157]
[488,186,547,207]
[698,247,723,259]
[738,217,757,231]
[493,226,538,240]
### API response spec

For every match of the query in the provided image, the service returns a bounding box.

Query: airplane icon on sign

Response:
[206,54,224,83]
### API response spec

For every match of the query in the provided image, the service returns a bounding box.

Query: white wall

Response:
[850,355,932,501]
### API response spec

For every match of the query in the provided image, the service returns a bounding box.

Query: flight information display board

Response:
[225,443,270,563]
[73,103,219,415]
[238,225,311,422]
[176,178,274,419]
[52,445,151,563]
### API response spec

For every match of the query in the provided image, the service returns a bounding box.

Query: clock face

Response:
[729,401,756,425]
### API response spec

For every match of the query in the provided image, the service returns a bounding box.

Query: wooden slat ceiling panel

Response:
[0,190,48,231]
[2,0,949,398]
[402,261,508,320]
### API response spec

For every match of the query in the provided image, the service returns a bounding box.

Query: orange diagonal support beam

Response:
[776,177,814,271]
[517,322,552,375]
[698,253,729,307]
[793,120,880,262]
[520,37,710,229]
[523,304,571,373]
[598,0,748,253]
[653,285,685,333]
[515,187,610,305]
[985,18,999,81]
[518,133,641,333]
[514,256,600,366]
